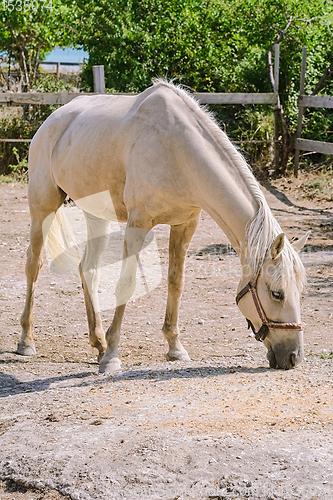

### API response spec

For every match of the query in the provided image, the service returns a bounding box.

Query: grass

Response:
[306,350,333,360]
[0,174,16,183]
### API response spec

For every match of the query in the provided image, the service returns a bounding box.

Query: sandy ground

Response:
[0,180,332,500]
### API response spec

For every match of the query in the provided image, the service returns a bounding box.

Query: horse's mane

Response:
[152,79,306,290]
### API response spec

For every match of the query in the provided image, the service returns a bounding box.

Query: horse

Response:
[19,80,309,373]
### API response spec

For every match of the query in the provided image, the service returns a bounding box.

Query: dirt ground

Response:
[0,179,332,500]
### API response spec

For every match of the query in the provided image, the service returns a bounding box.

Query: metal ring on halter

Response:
[236,273,305,342]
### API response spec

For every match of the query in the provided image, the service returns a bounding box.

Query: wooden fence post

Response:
[294,47,307,177]
[93,65,105,93]
[273,44,280,176]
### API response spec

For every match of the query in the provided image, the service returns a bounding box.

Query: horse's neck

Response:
[195,163,260,261]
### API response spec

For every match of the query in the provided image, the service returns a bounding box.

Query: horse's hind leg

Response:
[162,215,200,361]
[79,213,110,361]
[19,222,44,355]
[19,182,65,355]
[99,216,151,373]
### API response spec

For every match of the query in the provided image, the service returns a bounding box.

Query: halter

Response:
[235,272,305,342]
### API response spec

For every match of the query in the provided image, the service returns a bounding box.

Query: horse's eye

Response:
[271,290,284,301]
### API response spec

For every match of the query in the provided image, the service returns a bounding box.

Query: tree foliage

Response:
[1,0,333,173]
[70,0,333,171]
[0,0,75,87]
[72,0,333,94]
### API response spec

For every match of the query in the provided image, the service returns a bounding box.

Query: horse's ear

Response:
[271,233,285,259]
[291,231,310,252]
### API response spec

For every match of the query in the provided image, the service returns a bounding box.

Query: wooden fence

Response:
[1,55,281,169]
[39,61,82,78]
[294,47,333,176]
[0,90,279,107]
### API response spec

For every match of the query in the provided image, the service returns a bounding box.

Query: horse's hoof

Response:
[16,343,37,356]
[99,357,122,374]
[166,350,191,362]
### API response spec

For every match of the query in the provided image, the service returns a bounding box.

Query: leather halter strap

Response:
[236,277,305,342]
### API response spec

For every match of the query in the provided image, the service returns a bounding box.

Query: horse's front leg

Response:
[162,215,200,361]
[99,221,151,374]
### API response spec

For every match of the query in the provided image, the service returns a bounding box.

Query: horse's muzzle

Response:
[267,345,303,370]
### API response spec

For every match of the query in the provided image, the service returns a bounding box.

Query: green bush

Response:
[207,104,275,174]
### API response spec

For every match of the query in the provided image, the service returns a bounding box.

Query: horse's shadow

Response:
[261,180,332,214]
[0,357,269,397]
[108,364,269,383]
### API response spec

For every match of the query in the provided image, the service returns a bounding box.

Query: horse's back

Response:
[28,84,202,222]
[31,83,191,168]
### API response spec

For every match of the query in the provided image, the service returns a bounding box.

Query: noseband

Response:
[236,273,305,342]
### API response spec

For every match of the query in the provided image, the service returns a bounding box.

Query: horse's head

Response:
[237,232,309,370]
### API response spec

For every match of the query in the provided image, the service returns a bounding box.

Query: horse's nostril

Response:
[289,352,296,368]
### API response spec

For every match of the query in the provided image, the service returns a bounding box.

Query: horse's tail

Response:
[43,206,81,275]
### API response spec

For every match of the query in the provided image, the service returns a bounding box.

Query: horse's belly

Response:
[73,190,121,221]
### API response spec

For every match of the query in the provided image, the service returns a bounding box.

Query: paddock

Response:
[0,181,333,500]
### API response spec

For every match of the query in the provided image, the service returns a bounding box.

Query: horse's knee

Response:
[168,276,184,298]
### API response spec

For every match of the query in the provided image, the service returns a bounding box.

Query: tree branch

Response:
[9,28,32,88]
[311,59,333,95]
[274,15,293,45]
[267,16,293,92]
[267,50,275,92]
[33,42,43,80]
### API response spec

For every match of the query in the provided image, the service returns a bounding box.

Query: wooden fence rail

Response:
[0,91,279,107]
[0,92,95,106]
[0,91,279,144]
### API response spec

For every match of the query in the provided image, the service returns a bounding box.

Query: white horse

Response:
[19,80,309,372]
